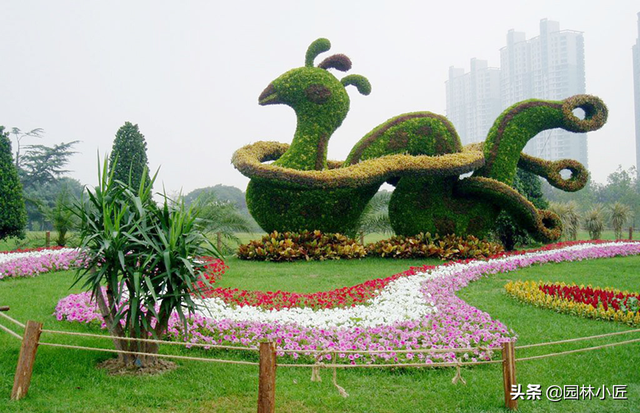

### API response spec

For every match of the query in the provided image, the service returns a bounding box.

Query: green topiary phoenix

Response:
[234,39,608,241]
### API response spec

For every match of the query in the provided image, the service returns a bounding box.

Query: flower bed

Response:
[505,280,640,326]
[55,241,640,364]
[200,239,637,311]
[0,247,82,280]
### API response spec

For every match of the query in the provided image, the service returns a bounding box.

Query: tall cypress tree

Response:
[109,122,150,190]
[0,126,27,240]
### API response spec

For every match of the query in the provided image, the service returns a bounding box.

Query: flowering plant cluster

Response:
[200,240,638,311]
[505,280,640,326]
[0,246,65,254]
[0,247,82,280]
[194,257,229,291]
[56,241,640,364]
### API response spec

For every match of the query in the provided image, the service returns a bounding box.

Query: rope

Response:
[451,363,466,385]
[37,341,260,366]
[515,337,640,362]
[332,352,349,398]
[40,328,257,352]
[515,328,640,350]
[278,346,495,355]
[0,322,23,340]
[0,312,26,328]
[277,359,503,369]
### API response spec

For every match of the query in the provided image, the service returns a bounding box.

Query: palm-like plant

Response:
[73,159,221,368]
[550,201,581,241]
[41,185,78,246]
[355,191,393,243]
[609,202,633,240]
[584,205,605,240]
[195,193,254,253]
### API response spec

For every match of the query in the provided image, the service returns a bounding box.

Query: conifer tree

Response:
[109,122,150,190]
[0,126,27,240]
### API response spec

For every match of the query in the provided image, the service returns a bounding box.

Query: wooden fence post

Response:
[501,341,517,410]
[45,231,50,248]
[258,341,276,413]
[629,227,633,240]
[11,320,43,401]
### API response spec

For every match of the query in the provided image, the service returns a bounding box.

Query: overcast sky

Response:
[1,1,639,194]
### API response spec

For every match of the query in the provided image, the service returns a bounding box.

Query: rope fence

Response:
[1,305,639,411]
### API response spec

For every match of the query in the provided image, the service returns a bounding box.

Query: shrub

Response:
[366,233,503,260]
[73,158,221,368]
[0,126,27,240]
[237,230,366,261]
[584,205,605,240]
[550,201,581,241]
[608,202,633,240]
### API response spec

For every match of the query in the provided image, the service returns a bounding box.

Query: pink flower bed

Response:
[54,241,640,364]
[0,247,82,280]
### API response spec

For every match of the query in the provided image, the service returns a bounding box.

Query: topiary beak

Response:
[258,83,281,105]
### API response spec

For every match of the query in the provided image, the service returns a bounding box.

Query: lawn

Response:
[0,245,639,412]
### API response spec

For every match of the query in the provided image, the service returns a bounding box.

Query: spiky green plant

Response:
[584,205,605,240]
[550,201,580,241]
[609,202,633,240]
[73,157,221,368]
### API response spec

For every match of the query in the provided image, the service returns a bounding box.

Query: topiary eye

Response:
[305,84,332,104]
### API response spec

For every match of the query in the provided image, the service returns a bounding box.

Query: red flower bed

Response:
[540,283,640,312]
[0,246,65,254]
[195,257,229,291]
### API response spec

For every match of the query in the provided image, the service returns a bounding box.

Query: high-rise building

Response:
[501,19,587,168]
[445,19,588,167]
[446,59,501,145]
[633,12,640,176]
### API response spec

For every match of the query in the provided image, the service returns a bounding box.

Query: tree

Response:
[493,169,549,250]
[0,126,27,240]
[355,190,393,243]
[41,184,78,246]
[184,184,261,231]
[19,141,79,189]
[549,201,580,241]
[109,122,150,190]
[584,205,605,240]
[23,178,84,231]
[73,159,221,368]
[9,127,44,170]
[195,193,254,252]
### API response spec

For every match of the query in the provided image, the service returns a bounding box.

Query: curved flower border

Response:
[505,280,640,326]
[54,241,640,364]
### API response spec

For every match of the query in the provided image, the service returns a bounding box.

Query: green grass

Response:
[215,256,440,292]
[0,241,639,411]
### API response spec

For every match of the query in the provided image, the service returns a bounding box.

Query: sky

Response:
[1,0,639,195]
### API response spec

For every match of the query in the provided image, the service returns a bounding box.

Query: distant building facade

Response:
[634,12,640,177]
[446,59,501,145]
[446,19,588,167]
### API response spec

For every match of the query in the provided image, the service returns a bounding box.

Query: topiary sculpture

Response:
[233,38,608,241]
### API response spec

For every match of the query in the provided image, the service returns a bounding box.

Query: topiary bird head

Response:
[259,38,371,132]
